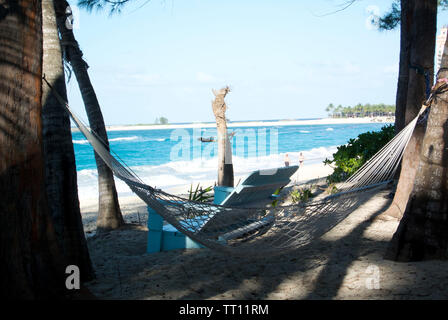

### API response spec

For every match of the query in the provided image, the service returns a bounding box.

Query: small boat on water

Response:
[198,137,215,142]
[197,132,235,143]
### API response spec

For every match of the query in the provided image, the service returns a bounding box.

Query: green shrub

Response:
[324,124,395,184]
[290,185,315,204]
[325,183,339,195]
[188,183,213,202]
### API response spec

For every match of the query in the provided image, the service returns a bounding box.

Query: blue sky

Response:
[66,0,448,125]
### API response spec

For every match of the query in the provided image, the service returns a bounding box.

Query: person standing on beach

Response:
[284,153,290,167]
[299,152,305,167]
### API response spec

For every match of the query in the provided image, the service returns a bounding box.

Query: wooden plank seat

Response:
[147,165,298,253]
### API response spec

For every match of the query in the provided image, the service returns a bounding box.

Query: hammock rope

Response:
[43,76,424,256]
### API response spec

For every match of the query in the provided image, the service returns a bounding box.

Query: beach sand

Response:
[81,163,448,300]
[72,116,395,133]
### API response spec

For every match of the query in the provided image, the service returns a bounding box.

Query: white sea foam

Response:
[72,139,90,145]
[76,145,337,201]
[326,128,334,131]
[73,136,139,145]
[109,136,139,142]
[299,130,310,133]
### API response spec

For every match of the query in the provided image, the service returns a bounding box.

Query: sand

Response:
[81,165,448,300]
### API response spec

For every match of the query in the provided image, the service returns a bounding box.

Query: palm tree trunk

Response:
[0,0,66,298]
[394,0,412,133]
[42,0,94,281]
[385,35,448,261]
[380,0,437,220]
[212,87,234,187]
[55,0,124,231]
[404,0,436,124]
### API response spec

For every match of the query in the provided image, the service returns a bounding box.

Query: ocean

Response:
[73,122,389,199]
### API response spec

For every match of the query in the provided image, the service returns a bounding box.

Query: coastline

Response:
[71,116,395,132]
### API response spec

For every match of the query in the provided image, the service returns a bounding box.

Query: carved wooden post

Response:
[212,86,234,187]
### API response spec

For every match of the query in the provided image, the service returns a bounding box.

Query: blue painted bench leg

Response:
[161,230,204,251]
[147,207,163,253]
[147,205,204,253]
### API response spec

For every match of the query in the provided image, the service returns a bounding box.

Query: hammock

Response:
[45,78,421,256]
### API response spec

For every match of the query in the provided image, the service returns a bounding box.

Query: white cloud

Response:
[274,85,306,94]
[382,63,399,75]
[111,72,169,87]
[129,73,163,84]
[302,60,361,76]
[196,71,220,83]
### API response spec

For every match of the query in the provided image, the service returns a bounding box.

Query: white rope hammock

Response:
[46,76,422,256]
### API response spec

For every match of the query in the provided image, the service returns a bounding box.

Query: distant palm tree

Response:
[325,103,334,117]
[159,116,169,124]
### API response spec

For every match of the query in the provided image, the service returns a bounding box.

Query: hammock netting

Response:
[61,92,421,257]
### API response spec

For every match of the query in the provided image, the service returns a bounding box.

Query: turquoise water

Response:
[73,122,389,198]
[73,123,387,171]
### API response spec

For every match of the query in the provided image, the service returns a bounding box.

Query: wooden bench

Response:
[146,165,299,253]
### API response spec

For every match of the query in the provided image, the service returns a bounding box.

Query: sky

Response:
[65,0,448,125]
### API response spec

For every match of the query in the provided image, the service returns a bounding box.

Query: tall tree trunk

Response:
[385,37,448,260]
[55,0,124,231]
[380,0,437,220]
[394,0,412,133]
[42,0,94,281]
[0,0,66,298]
[212,86,234,187]
[404,0,436,125]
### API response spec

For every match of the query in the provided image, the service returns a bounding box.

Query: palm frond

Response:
[77,0,134,14]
